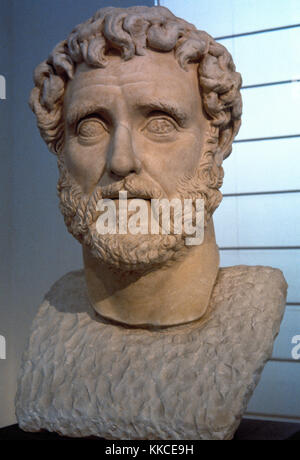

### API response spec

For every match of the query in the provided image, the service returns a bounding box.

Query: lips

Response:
[102,189,152,201]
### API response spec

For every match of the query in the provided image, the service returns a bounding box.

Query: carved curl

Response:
[30,5,242,160]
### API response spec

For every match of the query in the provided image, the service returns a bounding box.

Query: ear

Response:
[216,119,242,165]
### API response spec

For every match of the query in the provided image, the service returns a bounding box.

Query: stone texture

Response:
[29,5,243,327]
[17,5,287,441]
[16,265,287,440]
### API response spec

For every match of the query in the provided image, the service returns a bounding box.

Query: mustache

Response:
[100,174,165,201]
[84,174,165,226]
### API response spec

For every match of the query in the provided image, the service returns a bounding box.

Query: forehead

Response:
[64,50,202,114]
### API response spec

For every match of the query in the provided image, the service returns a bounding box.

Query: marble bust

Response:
[16,6,287,439]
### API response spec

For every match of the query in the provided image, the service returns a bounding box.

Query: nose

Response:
[108,124,141,178]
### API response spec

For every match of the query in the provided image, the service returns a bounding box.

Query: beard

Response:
[57,149,223,273]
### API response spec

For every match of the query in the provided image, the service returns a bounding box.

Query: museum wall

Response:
[0,0,299,429]
[0,0,154,429]
[160,0,300,422]
[0,0,13,429]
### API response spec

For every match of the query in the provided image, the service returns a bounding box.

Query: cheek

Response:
[140,132,202,196]
[63,138,108,194]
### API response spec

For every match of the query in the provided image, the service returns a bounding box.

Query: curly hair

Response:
[29,5,242,159]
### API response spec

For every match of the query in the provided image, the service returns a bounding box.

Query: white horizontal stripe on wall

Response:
[219,249,300,303]
[214,193,300,247]
[160,0,300,38]
[224,28,300,86]
[222,138,300,194]
[237,84,300,140]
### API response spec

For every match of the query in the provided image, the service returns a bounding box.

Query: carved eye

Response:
[145,117,176,135]
[77,118,107,138]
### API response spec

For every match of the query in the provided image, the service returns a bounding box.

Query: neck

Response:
[83,219,219,327]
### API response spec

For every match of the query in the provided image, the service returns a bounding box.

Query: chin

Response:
[84,229,187,273]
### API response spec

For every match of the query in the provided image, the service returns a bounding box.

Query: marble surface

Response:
[16,265,287,440]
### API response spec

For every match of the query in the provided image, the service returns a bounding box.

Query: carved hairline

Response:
[29,5,242,157]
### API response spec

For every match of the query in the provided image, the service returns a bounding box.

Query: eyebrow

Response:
[133,99,189,126]
[66,98,190,128]
[66,101,110,126]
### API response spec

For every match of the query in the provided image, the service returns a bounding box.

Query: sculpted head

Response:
[30,6,242,325]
